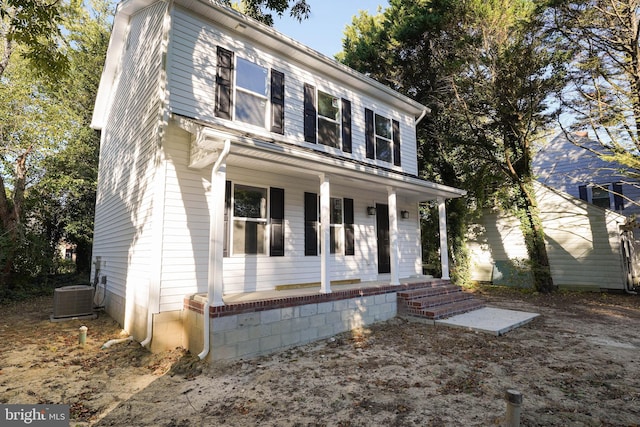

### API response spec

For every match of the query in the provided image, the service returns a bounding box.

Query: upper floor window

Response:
[235,58,268,127]
[578,183,624,210]
[215,47,285,134]
[304,83,352,152]
[365,108,401,166]
[318,91,341,148]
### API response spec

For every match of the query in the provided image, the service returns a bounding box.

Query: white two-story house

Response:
[90,0,465,359]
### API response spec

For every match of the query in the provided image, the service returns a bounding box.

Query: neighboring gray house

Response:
[90,0,465,359]
[468,182,636,292]
[469,132,639,293]
[534,132,640,218]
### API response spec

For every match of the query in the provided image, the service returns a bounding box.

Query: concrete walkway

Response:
[435,307,540,336]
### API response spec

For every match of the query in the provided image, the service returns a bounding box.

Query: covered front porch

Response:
[176,117,467,306]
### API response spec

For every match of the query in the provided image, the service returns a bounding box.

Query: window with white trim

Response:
[303,83,352,152]
[235,58,268,127]
[365,108,401,166]
[304,193,354,256]
[232,184,267,255]
[330,197,344,254]
[215,47,285,134]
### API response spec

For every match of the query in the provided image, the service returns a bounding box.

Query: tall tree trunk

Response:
[517,180,555,293]
[0,147,32,288]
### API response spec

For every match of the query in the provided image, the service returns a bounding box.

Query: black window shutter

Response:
[304,83,317,143]
[613,182,624,210]
[344,198,354,256]
[365,108,374,159]
[304,192,318,255]
[341,99,352,153]
[223,180,232,257]
[578,185,588,201]
[270,187,285,256]
[271,70,285,134]
[215,47,234,120]
[392,119,401,166]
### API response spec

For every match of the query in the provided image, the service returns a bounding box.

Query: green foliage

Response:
[551,0,640,179]
[340,0,559,292]
[224,0,310,25]
[0,0,69,78]
[0,0,110,292]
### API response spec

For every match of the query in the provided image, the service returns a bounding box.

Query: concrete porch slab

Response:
[435,307,539,336]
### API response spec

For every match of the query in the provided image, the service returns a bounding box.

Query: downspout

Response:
[198,138,231,360]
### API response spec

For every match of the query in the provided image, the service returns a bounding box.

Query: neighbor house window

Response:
[365,108,401,166]
[215,47,285,133]
[304,83,352,152]
[578,183,624,210]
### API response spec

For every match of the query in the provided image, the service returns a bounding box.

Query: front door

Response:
[376,203,390,274]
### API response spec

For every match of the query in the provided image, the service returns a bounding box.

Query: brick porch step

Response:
[397,281,484,320]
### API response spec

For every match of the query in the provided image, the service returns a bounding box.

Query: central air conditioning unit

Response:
[51,285,96,321]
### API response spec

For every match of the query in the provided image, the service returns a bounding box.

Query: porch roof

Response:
[175,116,467,203]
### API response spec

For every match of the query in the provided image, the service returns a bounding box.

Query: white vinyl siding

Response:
[468,183,626,290]
[166,7,420,176]
[91,2,169,324]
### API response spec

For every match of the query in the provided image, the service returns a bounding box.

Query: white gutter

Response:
[415,108,429,126]
[198,138,231,360]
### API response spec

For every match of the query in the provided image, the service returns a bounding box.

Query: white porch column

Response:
[320,174,331,294]
[388,187,400,286]
[209,142,230,307]
[320,174,331,293]
[437,197,451,280]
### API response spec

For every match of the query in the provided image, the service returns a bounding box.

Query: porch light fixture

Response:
[400,210,410,219]
[367,206,376,216]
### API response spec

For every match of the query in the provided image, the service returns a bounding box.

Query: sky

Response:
[274,1,388,58]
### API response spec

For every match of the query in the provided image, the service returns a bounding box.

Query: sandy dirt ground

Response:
[1,286,639,426]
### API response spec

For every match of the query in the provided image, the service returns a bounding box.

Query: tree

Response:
[340,0,491,283]
[551,0,640,176]
[0,0,68,78]
[223,0,310,25]
[341,0,563,292]
[0,0,69,286]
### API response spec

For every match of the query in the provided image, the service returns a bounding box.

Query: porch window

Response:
[232,184,267,255]
[330,197,344,254]
[365,108,401,166]
[304,83,352,152]
[304,192,354,256]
